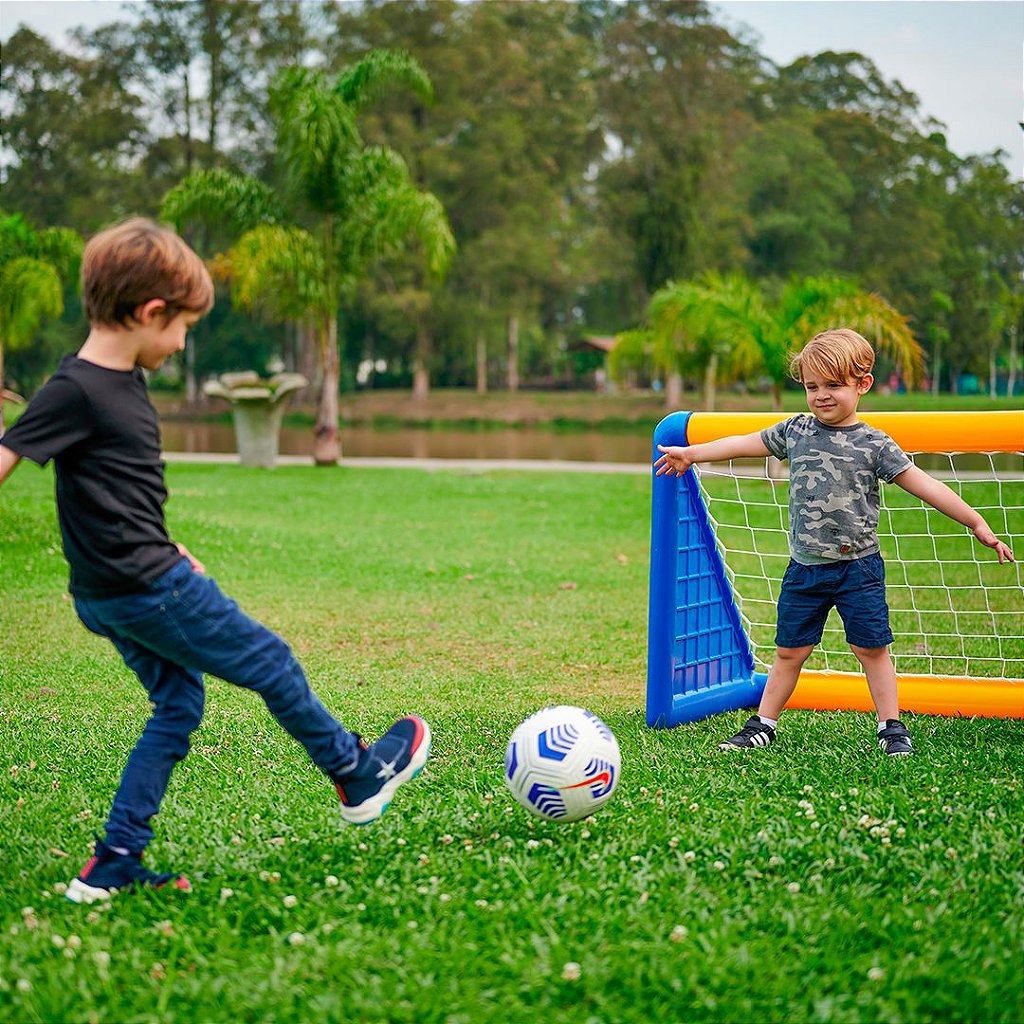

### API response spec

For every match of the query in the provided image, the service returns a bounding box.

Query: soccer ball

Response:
[504,705,621,822]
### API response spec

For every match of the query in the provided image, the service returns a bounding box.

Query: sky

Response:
[2,0,1021,177]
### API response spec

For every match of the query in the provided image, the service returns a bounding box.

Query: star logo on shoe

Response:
[375,758,398,780]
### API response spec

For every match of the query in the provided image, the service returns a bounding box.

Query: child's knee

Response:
[776,644,814,664]
[849,643,890,663]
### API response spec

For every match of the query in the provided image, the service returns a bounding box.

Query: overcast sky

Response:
[2,0,1021,178]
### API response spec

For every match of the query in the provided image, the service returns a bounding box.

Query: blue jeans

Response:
[775,552,894,649]
[74,557,359,852]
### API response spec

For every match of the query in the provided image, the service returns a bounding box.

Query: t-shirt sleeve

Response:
[760,418,792,461]
[875,434,913,483]
[0,375,92,466]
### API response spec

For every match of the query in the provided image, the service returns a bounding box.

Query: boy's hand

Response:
[176,542,206,574]
[654,445,694,477]
[973,522,1015,563]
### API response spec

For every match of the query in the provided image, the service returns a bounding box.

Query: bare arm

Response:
[893,464,1014,563]
[0,444,21,487]
[654,431,771,477]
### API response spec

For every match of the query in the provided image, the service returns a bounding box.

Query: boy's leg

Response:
[103,636,206,851]
[850,644,898,721]
[718,645,813,750]
[836,554,911,754]
[759,645,816,720]
[75,596,205,852]
[149,565,430,819]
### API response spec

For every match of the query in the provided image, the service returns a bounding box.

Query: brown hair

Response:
[790,328,875,384]
[82,218,214,327]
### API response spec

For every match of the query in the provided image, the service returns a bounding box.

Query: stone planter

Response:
[203,371,307,468]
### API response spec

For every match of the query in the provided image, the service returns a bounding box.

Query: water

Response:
[159,421,654,463]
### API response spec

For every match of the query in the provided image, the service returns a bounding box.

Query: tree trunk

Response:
[771,379,783,411]
[184,336,198,406]
[0,341,5,440]
[664,371,682,410]
[507,313,519,392]
[931,340,941,395]
[412,319,430,401]
[704,351,718,412]
[990,348,998,398]
[313,316,341,465]
[1008,324,1018,397]
[475,329,488,394]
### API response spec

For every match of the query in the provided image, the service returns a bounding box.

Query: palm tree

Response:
[0,213,81,437]
[623,272,924,411]
[162,52,455,464]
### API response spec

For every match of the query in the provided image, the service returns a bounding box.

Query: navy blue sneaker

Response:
[878,719,914,756]
[334,716,431,825]
[66,837,191,904]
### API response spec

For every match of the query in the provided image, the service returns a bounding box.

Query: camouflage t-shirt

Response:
[760,414,912,565]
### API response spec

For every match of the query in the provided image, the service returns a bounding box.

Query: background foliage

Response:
[1,0,1021,399]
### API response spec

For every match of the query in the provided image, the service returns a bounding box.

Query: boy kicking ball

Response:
[654,328,1014,756]
[0,219,431,903]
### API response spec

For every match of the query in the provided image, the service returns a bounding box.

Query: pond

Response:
[159,421,655,463]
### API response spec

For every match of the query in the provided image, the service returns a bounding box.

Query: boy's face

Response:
[801,370,873,427]
[137,310,201,372]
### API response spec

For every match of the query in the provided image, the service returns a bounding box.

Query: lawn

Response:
[1,464,1022,1024]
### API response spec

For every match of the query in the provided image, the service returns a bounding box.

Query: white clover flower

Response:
[67,935,81,950]
[283,894,298,908]
[769,856,784,867]
[16,979,31,993]
[670,925,688,942]
[51,934,66,949]
[867,967,885,981]
[526,839,540,849]
[287,932,305,946]
[325,876,339,887]
[786,882,800,894]
[561,962,582,981]
[683,850,696,862]
[396,838,407,847]
[712,860,725,871]
[93,951,110,968]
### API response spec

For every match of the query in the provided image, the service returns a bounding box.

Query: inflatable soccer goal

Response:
[646,410,1024,727]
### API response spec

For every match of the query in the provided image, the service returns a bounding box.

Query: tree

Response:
[0,212,82,433]
[615,271,923,410]
[162,53,454,464]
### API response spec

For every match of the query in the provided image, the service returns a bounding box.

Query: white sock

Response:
[757,715,778,729]
[877,721,889,734]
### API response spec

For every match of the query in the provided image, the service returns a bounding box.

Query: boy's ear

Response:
[134,298,168,324]
[857,373,874,395]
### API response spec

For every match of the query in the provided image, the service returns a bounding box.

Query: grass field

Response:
[1,464,1022,1024]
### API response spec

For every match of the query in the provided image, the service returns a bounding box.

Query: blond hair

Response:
[82,218,214,327]
[790,328,875,384]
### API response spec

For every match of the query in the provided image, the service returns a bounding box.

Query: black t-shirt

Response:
[1,354,180,596]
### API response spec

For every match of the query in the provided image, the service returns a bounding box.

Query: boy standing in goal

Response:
[0,219,431,903]
[654,328,1014,756]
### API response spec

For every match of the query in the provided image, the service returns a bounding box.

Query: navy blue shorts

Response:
[775,552,893,649]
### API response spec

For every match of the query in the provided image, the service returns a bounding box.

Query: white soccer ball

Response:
[504,705,621,822]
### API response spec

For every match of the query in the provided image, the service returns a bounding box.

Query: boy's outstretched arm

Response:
[0,444,21,487]
[893,465,1015,563]
[655,432,770,477]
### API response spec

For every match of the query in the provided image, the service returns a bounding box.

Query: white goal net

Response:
[697,451,1024,682]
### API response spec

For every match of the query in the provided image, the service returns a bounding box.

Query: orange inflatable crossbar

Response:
[788,670,1024,718]
[686,411,1024,453]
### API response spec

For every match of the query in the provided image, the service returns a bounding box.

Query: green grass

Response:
[1,465,1022,1023]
